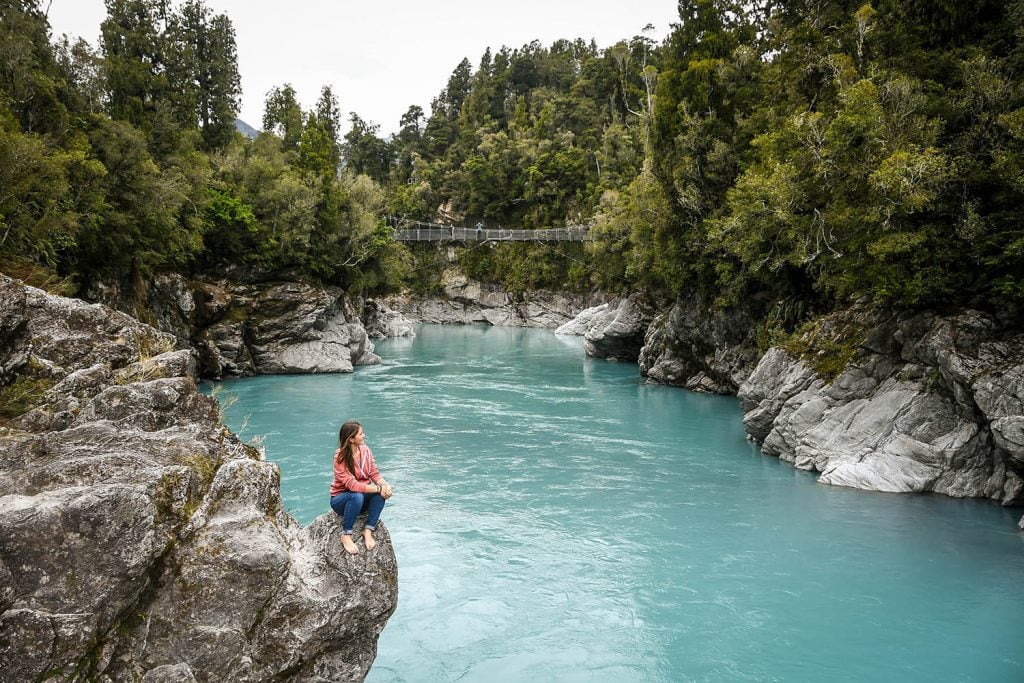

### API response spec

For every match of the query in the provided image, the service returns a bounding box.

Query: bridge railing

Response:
[390,223,591,242]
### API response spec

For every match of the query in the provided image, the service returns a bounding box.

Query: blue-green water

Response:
[208,325,1024,682]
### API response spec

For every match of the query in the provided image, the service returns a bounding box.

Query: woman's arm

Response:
[362,446,392,497]
[336,467,371,493]
[361,446,386,485]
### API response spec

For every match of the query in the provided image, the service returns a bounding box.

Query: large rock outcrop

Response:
[193,281,379,378]
[375,270,600,329]
[0,276,398,681]
[88,276,380,379]
[361,299,416,339]
[637,294,761,394]
[555,293,655,362]
[739,305,1024,506]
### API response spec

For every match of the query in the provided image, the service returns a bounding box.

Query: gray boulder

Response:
[362,299,416,339]
[0,276,397,680]
[580,293,654,362]
[739,305,1024,505]
[554,302,611,336]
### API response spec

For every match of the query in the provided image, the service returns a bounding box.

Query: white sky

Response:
[44,0,680,137]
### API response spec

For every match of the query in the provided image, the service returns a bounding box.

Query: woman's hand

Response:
[380,483,393,499]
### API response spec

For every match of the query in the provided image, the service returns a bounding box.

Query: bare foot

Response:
[363,529,376,551]
[341,535,358,555]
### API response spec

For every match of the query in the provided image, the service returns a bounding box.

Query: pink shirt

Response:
[330,444,382,496]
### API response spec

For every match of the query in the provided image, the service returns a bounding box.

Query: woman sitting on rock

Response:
[329,420,393,554]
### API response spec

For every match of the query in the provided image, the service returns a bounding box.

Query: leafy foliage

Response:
[0,0,1021,316]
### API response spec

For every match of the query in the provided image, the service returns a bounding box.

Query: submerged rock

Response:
[0,276,397,680]
[739,305,1024,505]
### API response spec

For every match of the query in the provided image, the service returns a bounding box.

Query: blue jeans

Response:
[330,491,385,534]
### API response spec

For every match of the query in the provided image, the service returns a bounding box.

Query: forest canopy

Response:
[0,0,1021,315]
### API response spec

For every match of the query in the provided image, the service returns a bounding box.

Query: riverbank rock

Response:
[739,305,1024,505]
[88,276,380,379]
[362,299,417,339]
[374,270,601,329]
[553,301,611,336]
[194,281,380,378]
[637,294,761,394]
[0,276,398,680]
[85,273,196,346]
[556,293,654,362]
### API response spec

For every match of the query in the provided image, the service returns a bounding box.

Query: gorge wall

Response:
[0,276,398,680]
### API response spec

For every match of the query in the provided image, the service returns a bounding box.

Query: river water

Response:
[209,325,1024,682]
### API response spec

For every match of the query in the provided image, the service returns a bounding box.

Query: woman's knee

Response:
[329,494,346,515]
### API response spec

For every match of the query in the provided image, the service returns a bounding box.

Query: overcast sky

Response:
[44,0,680,136]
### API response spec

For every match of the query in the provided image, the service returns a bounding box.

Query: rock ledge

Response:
[0,276,397,680]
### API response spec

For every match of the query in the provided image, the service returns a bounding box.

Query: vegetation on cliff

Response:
[1,0,1021,315]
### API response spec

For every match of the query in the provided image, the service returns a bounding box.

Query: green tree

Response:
[100,0,172,141]
[262,83,303,151]
[55,36,106,115]
[166,1,241,150]
[75,116,201,284]
[392,104,424,184]
[342,113,392,183]
[0,0,70,135]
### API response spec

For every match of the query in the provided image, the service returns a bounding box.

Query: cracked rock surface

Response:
[88,274,380,379]
[739,306,1024,508]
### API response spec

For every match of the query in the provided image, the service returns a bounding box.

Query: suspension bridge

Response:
[387,217,592,242]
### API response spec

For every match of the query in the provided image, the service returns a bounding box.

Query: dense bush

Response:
[1,0,1020,317]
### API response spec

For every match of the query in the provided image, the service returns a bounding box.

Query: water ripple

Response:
[207,324,1024,683]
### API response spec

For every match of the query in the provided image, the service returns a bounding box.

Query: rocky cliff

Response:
[0,276,398,681]
[558,293,760,393]
[89,274,380,379]
[637,294,761,394]
[739,305,1024,506]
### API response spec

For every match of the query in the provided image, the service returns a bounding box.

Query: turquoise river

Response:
[208,325,1024,682]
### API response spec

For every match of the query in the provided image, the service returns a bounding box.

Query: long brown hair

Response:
[335,420,362,472]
